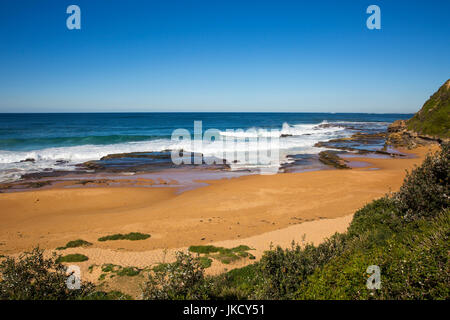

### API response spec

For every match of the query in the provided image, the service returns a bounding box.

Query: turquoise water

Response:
[0,112,412,181]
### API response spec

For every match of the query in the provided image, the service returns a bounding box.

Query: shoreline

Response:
[0,144,412,195]
[0,144,439,297]
[0,119,402,190]
[0,145,437,253]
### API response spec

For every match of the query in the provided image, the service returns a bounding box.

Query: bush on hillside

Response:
[208,264,261,299]
[393,143,449,221]
[296,211,449,300]
[252,144,449,300]
[256,234,348,299]
[0,247,95,300]
[142,251,210,300]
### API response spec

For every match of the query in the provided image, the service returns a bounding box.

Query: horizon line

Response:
[0,111,415,115]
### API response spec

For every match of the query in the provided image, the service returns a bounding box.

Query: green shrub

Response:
[188,245,254,264]
[0,248,94,300]
[65,239,92,248]
[56,254,89,263]
[198,256,212,269]
[98,264,141,280]
[116,266,141,277]
[393,143,449,221]
[256,234,348,299]
[348,198,401,236]
[98,232,150,242]
[297,211,450,300]
[56,239,92,250]
[101,263,118,273]
[209,264,262,299]
[251,144,449,300]
[189,245,220,254]
[142,251,210,300]
[406,79,450,138]
[346,197,404,251]
[152,263,170,273]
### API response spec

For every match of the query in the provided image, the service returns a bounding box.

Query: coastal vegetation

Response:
[56,239,92,250]
[188,245,255,264]
[0,144,448,300]
[0,249,132,300]
[407,79,450,138]
[142,252,210,300]
[0,248,94,300]
[153,255,213,273]
[386,80,450,148]
[56,253,89,263]
[98,232,150,242]
[199,257,213,268]
[145,143,449,300]
[98,264,142,281]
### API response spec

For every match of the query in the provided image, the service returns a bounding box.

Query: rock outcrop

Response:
[386,79,450,148]
[318,150,350,169]
[385,119,444,148]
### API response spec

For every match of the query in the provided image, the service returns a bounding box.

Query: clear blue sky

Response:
[0,0,449,113]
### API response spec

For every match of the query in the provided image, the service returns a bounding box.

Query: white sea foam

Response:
[219,121,344,138]
[0,121,359,182]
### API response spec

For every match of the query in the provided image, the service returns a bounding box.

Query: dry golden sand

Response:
[0,145,439,285]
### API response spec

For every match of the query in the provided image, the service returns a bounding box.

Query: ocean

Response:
[0,112,412,182]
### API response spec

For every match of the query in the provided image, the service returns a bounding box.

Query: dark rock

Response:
[25,181,52,189]
[21,170,74,180]
[77,150,230,173]
[318,151,350,169]
[100,152,172,161]
[385,80,450,147]
[79,160,104,170]
[385,120,443,149]
[316,123,345,129]
[313,130,409,157]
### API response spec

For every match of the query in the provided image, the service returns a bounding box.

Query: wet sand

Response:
[0,145,439,279]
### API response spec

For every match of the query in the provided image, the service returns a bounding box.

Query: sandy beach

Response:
[0,144,441,298]
[0,145,436,256]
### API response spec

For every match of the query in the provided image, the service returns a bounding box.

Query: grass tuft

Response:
[98,232,150,242]
[188,245,254,264]
[198,256,213,268]
[98,263,141,280]
[56,254,89,263]
[56,239,92,250]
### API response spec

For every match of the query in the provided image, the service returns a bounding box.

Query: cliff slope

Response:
[387,79,450,148]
